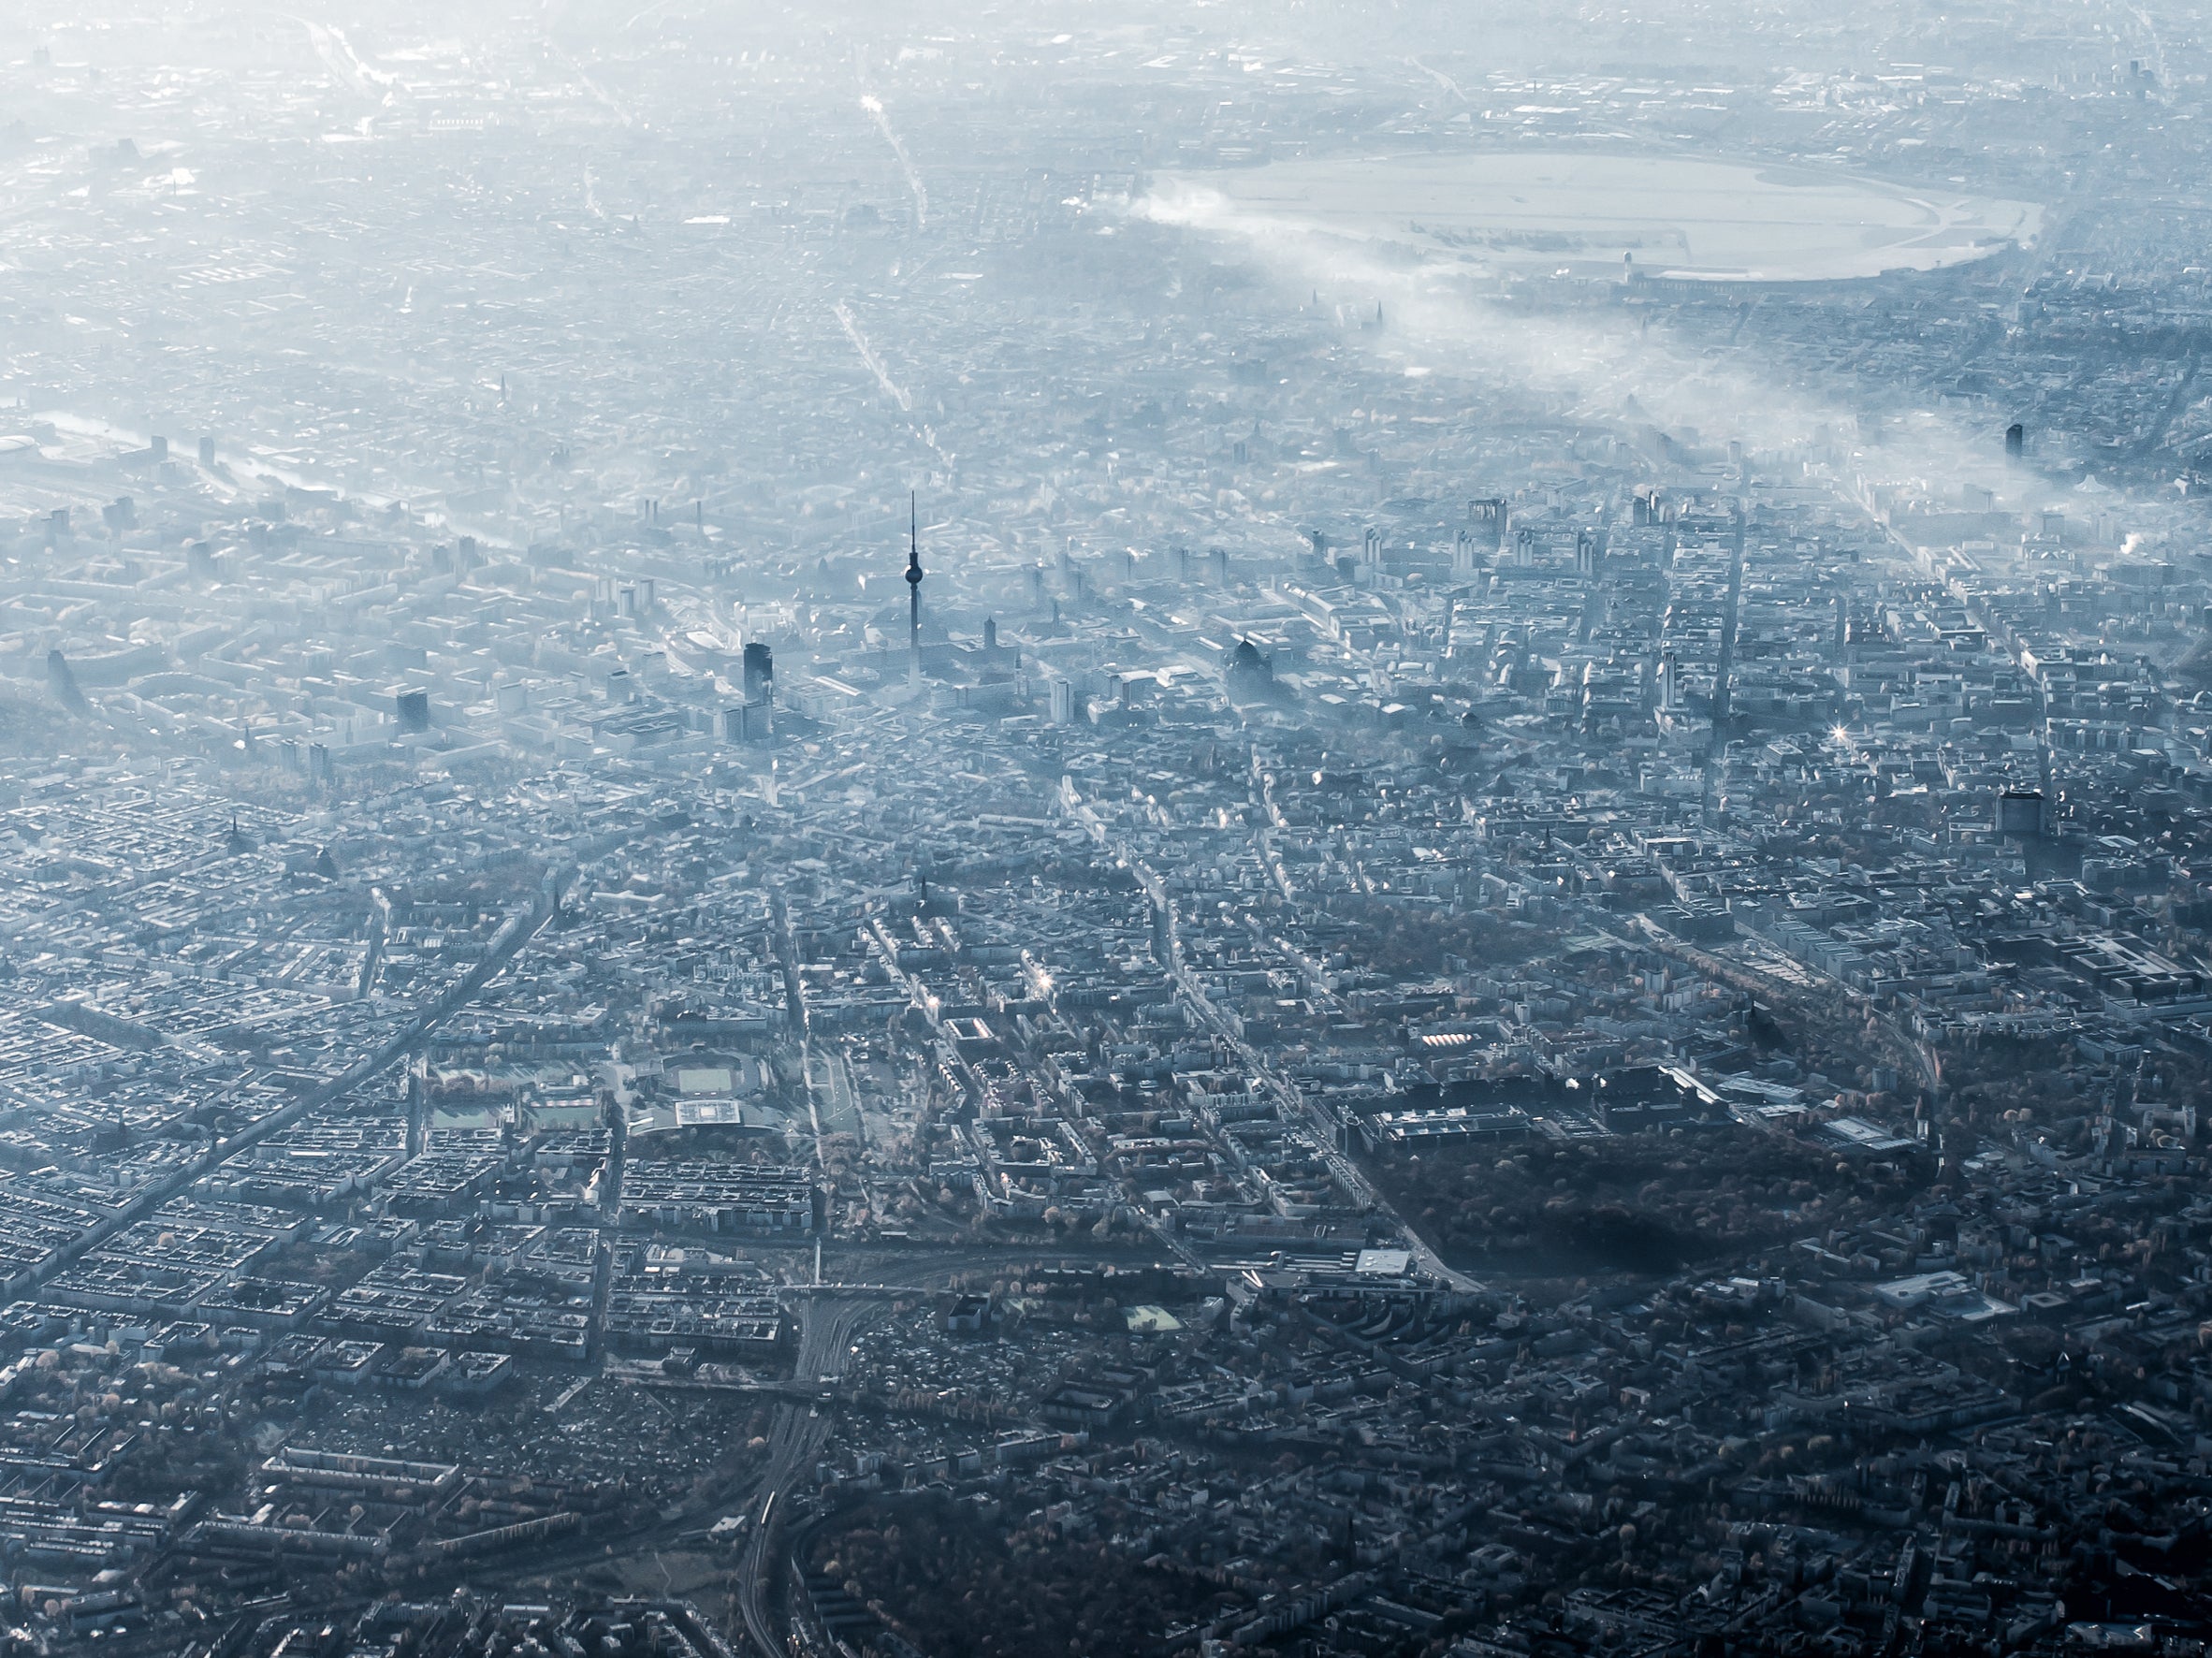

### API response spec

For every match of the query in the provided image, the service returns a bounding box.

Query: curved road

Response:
[735,1296,881,1657]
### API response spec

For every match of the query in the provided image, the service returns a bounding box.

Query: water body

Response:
[1162,150,2043,283]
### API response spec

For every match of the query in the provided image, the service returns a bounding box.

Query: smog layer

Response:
[0,2,2209,1654]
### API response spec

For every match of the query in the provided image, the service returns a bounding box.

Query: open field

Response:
[1159,149,2043,281]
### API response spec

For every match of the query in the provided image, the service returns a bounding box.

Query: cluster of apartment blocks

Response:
[758,1175,2209,1654]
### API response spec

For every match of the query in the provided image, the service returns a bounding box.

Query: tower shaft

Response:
[906,492,924,689]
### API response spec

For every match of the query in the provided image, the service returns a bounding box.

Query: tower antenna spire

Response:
[906,491,924,689]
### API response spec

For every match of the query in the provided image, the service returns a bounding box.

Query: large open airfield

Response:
[1159,149,2045,281]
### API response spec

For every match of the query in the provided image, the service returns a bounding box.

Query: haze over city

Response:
[0,1,2209,1653]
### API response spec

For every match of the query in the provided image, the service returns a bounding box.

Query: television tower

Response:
[906,492,924,690]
